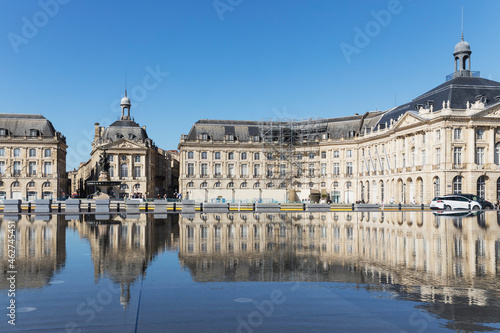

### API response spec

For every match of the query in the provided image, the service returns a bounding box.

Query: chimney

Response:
[94,123,100,138]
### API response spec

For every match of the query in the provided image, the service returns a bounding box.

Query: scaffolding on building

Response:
[259,118,328,198]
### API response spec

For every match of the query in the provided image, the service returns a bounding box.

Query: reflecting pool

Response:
[1,211,499,332]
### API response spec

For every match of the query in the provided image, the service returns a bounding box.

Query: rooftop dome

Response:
[120,95,131,106]
[454,34,471,55]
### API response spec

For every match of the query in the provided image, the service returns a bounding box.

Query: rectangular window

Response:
[228,164,235,177]
[436,130,441,141]
[201,163,208,176]
[454,128,462,140]
[333,151,339,158]
[228,152,234,160]
[476,147,485,165]
[44,162,52,176]
[346,162,353,175]
[411,148,415,167]
[308,163,314,177]
[29,161,36,176]
[29,149,36,157]
[402,154,406,168]
[333,162,340,176]
[14,148,20,157]
[214,152,221,160]
[0,161,4,175]
[267,165,273,177]
[435,148,441,165]
[346,150,352,158]
[109,167,114,178]
[321,151,326,159]
[280,164,286,177]
[454,147,462,166]
[421,150,426,165]
[108,155,114,162]
[254,153,260,160]
[241,153,247,160]
[187,163,194,176]
[297,153,302,160]
[200,152,207,160]
[422,133,426,144]
[0,148,4,157]
[134,155,141,162]
[44,149,51,157]
[241,164,248,177]
[477,129,485,140]
[267,153,273,161]
[333,191,340,204]
[13,161,21,175]
[134,166,141,177]
[253,164,260,177]
[187,151,194,159]
[214,164,221,176]
[309,153,314,159]
[321,163,327,176]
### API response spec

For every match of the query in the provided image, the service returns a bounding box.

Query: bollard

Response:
[421,203,424,210]
[58,202,61,213]
[117,203,120,212]
[352,203,354,211]
[253,203,256,211]
[303,203,306,211]
[145,202,148,212]
[28,202,31,213]
[399,203,402,211]
[88,203,91,212]
[173,202,176,212]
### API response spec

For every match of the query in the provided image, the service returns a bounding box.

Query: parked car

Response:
[456,194,493,209]
[430,194,482,211]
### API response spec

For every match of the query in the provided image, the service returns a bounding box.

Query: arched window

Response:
[120,164,128,178]
[497,178,500,201]
[453,176,462,194]
[477,176,486,199]
[434,177,440,197]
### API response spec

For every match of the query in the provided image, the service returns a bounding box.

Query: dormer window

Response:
[227,134,234,141]
[116,133,123,139]
[253,135,260,142]
[0,129,7,136]
[201,133,208,141]
[30,129,38,137]
[128,133,136,140]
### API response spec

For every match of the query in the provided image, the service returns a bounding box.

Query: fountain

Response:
[87,150,121,199]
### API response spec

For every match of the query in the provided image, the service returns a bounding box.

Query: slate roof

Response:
[0,114,56,137]
[103,119,149,142]
[185,112,384,142]
[378,76,500,125]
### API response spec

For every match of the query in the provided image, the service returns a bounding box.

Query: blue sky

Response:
[1,0,500,170]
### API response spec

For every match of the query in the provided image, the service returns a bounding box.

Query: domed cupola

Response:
[120,90,132,120]
[453,32,472,78]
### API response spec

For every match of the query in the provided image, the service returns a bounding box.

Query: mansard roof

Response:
[185,112,384,142]
[103,119,149,142]
[378,76,500,125]
[0,113,57,137]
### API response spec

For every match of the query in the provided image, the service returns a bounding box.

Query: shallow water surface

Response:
[1,211,499,332]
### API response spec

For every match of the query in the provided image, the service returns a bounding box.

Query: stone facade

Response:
[0,114,67,200]
[70,92,179,199]
[178,37,500,204]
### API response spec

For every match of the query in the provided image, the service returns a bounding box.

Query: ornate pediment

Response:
[482,105,500,118]
[392,112,423,130]
[102,139,144,150]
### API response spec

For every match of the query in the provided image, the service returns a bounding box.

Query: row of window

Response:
[186,162,354,177]
[187,150,353,160]
[0,148,52,158]
[186,180,344,189]
[0,181,52,188]
[0,161,52,176]
[107,155,142,163]
[109,164,142,178]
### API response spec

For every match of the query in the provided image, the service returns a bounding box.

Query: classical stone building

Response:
[70,93,178,199]
[0,114,67,200]
[178,36,500,204]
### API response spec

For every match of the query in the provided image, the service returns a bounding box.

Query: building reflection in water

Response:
[0,215,66,290]
[179,211,500,331]
[66,214,179,308]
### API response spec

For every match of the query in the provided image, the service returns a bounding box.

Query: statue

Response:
[98,150,110,173]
